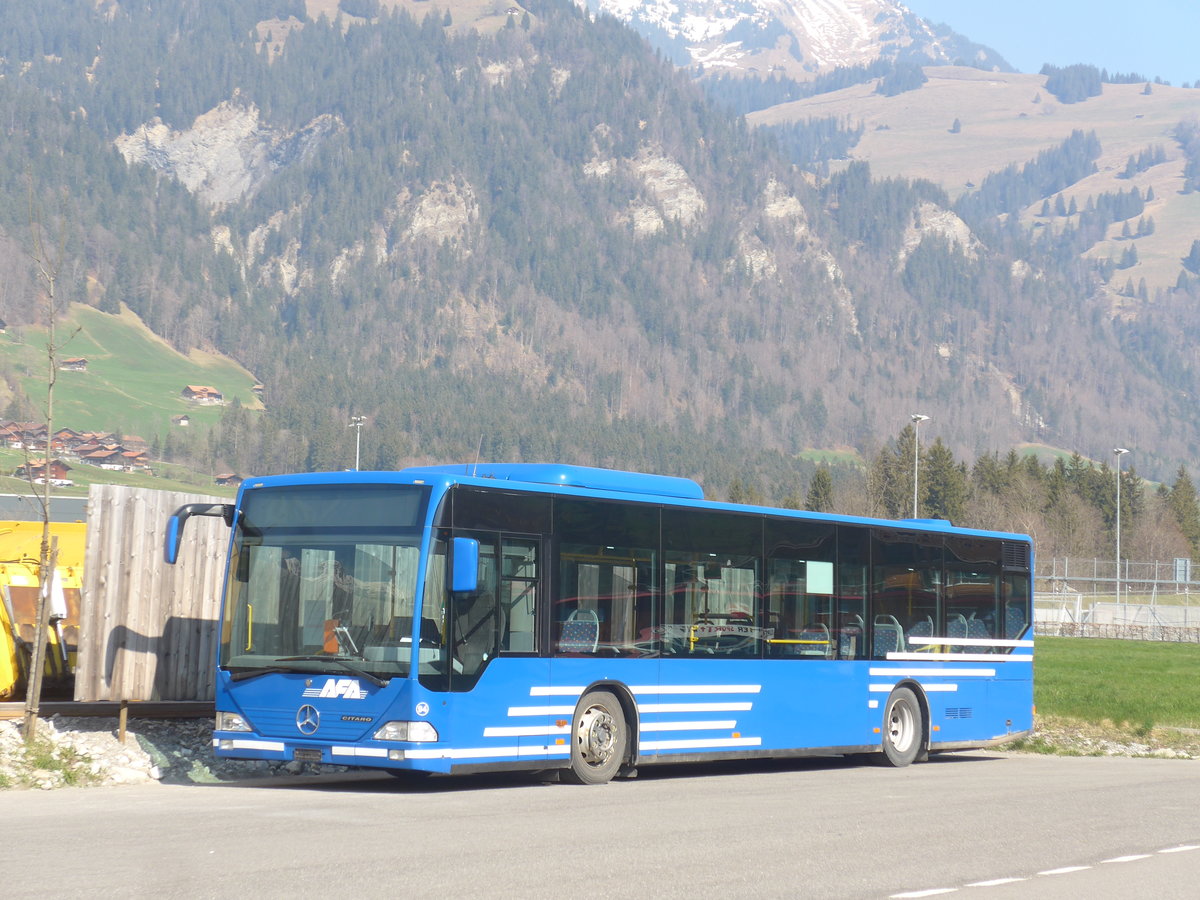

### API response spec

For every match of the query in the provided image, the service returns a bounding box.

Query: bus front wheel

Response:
[879,686,923,767]
[563,690,627,785]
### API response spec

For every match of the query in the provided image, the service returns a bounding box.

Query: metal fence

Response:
[1034,595,1200,642]
[1034,554,1200,642]
[1032,556,1200,643]
[1039,556,1197,598]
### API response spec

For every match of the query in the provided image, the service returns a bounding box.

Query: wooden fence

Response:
[75,484,230,702]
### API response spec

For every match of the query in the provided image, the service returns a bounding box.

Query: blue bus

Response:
[165,463,1033,784]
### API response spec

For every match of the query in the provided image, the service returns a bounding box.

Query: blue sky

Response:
[901,1,1200,87]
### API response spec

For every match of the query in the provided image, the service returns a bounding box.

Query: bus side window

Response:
[836,525,869,660]
[500,538,538,654]
[945,536,1007,650]
[870,529,942,660]
[447,534,501,687]
[452,590,501,674]
[763,519,837,659]
[662,509,762,659]
[764,560,834,659]
[555,498,660,657]
[1003,573,1030,641]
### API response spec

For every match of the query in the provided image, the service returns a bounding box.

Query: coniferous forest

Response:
[2,0,1200,534]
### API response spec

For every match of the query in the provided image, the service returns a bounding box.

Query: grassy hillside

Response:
[749,67,1200,292]
[302,0,521,36]
[1,303,261,440]
[0,447,237,499]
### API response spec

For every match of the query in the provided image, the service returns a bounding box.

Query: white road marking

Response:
[1037,865,1092,875]
[902,843,1192,896]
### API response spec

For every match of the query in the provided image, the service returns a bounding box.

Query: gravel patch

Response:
[0,716,346,790]
[1004,715,1200,760]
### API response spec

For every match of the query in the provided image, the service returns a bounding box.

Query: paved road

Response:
[5,752,1198,898]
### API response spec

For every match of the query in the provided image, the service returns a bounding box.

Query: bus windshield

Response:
[220,484,431,680]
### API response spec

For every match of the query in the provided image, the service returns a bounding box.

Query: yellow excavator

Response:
[0,521,85,701]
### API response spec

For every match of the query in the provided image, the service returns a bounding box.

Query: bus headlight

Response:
[216,711,252,732]
[374,721,438,742]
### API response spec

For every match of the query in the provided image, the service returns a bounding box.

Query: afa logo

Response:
[302,678,367,700]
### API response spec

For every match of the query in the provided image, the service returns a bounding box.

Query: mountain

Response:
[749,66,1200,299]
[1,0,1198,494]
[580,0,1010,78]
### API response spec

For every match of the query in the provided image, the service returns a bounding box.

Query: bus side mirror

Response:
[164,515,184,565]
[450,537,479,593]
[164,503,235,564]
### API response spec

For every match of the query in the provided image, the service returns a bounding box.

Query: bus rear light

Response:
[374,721,439,742]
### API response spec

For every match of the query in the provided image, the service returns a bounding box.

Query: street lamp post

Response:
[1114,447,1129,604]
[349,416,366,470]
[911,414,930,518]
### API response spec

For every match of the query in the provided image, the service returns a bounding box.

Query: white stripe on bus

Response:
[634,684,762,694]
[869,683,958,692]
[869,667,995,677]
[888,652,1032,662]
[330,746,388,758]
[639,720,738,732]
[224,739,285,752]
[512,700,757,716]
[637,702,754,713]
[405,745,571,760]
[907,637,1034,648]
[484,724,571,737]
[530,684,762,697]
[507,705,578,717]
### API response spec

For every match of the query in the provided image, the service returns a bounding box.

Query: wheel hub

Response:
[888,702,915,751]
[577,705,617,766]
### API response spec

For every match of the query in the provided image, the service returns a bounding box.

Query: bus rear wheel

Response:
[563,690,627,785]
[879,686,923,767]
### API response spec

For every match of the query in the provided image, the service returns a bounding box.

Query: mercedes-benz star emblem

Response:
[296,704,320,735]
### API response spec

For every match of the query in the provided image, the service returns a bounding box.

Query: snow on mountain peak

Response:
[581,0,974,78]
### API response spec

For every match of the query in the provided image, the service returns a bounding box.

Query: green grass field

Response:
[1,303,253,498]
[2,303,260,439]
[1036,636,1200,729]
[0,447,236,498]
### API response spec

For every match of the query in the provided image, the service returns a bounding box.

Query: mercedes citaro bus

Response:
[165,463,1033,784]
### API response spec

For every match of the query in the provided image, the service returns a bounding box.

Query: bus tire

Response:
[879,686,923,767]
[563,690,627,785]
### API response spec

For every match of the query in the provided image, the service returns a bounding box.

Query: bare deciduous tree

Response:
[21,185,76,743]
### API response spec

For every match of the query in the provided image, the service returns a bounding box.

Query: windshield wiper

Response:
[277,655,390,687]
[229,665,298,682]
